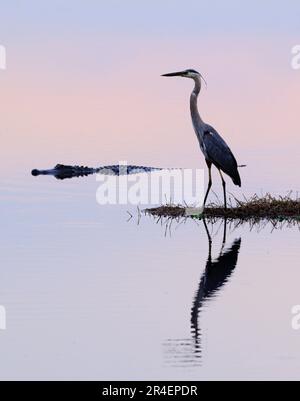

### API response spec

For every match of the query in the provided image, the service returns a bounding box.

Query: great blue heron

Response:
[162,69,241,209]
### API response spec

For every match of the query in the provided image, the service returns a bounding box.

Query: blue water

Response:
[0,172,300,380]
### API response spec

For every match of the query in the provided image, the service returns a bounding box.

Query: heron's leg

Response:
[218,170,227,209]
[220,218,227,253]
[222,218,227,245]
[203,218,212,261]
[203,161,212,207]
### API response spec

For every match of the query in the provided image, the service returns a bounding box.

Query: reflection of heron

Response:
[164,219,241,367]
[162,69,241,209]
[191,219,241,349]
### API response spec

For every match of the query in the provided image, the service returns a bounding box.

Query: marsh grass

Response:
[144,193,300,228]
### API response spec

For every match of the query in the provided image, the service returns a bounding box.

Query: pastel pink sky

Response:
[1,35,299,193]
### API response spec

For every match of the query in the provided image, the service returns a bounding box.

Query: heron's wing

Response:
[203,126,241,186]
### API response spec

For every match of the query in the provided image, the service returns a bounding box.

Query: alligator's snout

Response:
[31,169,41,176]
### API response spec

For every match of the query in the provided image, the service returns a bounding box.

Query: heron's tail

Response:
[232,169,241,187]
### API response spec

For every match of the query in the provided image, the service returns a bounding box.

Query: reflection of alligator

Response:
[32,164,163,180]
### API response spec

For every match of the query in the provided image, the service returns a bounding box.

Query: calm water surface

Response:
[1,171,300,380]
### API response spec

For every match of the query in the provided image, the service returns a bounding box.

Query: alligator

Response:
[31,164,163,180]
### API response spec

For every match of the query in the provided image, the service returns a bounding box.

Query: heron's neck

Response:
[190,77,204,127]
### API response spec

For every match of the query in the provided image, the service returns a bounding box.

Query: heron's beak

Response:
[161,71,185,77]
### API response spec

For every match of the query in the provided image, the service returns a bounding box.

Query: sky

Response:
[0,0,300,193]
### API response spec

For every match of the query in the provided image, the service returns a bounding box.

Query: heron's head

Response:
[161,69,207,86]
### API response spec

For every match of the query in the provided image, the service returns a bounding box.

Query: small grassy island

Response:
[144,194,300,226]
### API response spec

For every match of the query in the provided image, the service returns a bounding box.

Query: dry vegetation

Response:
[144,194,300,228]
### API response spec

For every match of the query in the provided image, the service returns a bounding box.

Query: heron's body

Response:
[162,69,241,209]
